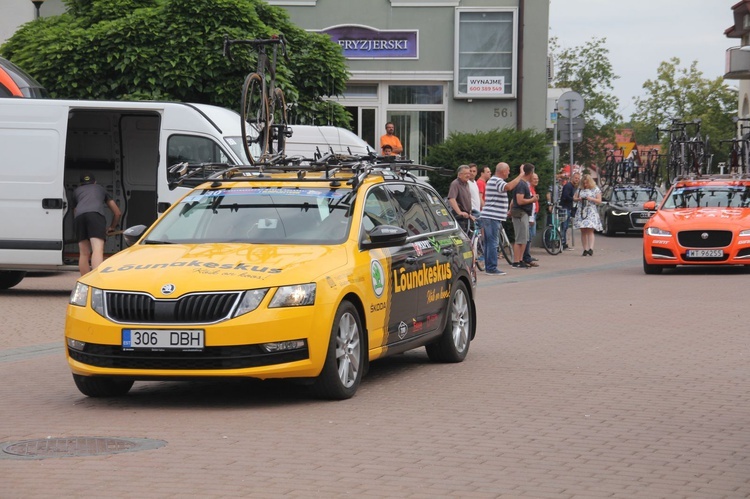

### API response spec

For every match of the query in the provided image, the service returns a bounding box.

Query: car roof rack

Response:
[672,173,750,183]
[167,151,451,192]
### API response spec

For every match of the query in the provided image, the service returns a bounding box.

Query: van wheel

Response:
[426,281,471,363]
[73,374,133,397]
[0,271,26,289]
[311,301,363,400]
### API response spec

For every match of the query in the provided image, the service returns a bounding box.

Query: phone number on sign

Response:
[469,85,504,92]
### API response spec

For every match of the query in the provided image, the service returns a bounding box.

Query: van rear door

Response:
[0,100,66,265]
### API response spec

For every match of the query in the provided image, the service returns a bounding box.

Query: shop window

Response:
[454,8,517,99]
[388,85,443,105]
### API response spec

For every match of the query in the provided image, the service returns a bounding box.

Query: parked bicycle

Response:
[498,220,514,266]
[223,34,291,165]
[468,218,485,273]
[542,205,567,255]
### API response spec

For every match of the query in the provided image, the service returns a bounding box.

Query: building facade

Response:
[2,0,550,163]
[270,0,549,161]
[725,0,750,120]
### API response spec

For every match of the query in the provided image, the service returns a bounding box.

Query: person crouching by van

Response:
[73,173,121,275]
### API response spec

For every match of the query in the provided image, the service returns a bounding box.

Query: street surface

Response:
[1,235,748,498]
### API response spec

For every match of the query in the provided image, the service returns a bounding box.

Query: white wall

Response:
[0,0,65,46]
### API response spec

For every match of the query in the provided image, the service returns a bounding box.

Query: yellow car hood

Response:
[87,243,348,295]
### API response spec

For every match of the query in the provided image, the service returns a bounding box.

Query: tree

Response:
[632,57,737,166]
[425,128,551,196]
[550,36,621,169]
[0,0,350,127]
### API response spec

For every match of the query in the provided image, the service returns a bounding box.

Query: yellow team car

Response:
[66,161,477,400]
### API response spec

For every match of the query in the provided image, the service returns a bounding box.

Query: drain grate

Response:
[0,437,166,460]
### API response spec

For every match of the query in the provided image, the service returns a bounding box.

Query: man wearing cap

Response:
[73,173,121,275]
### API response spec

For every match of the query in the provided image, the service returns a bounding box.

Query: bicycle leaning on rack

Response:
[223,33,291,165]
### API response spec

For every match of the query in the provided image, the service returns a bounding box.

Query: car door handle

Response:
[405,256,418,265]
[42,198,64,209]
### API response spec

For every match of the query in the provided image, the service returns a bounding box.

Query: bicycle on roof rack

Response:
[657,118,711,183]
[224,33,291,167]
[719,117,750,175]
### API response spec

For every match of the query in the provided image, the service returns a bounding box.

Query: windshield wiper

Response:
[144,239,174,244]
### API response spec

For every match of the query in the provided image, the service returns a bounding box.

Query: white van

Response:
[0,98,370,288]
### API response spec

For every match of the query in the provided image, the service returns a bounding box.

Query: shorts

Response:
[75,212,107,242]
[511,211,530,243]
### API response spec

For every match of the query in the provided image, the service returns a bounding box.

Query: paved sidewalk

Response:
[1,235,748,498]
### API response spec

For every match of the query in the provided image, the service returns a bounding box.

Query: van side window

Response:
[167,135,233,180]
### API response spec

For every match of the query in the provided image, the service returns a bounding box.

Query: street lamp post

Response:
[32,0,45,20]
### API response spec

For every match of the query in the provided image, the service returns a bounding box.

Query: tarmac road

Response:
[1,235,748,498]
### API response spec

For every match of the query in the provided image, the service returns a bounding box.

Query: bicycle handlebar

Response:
[223,34,289,62]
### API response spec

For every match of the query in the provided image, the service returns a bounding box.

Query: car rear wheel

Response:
[312,301,363,400]
[73,374,134,397]
[426,281,471,363]
[643,255,663,274]
[0,270,26,289]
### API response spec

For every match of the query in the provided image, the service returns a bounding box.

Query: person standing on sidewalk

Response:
[467,163,482,219]
[480,162,523,276]
[560,171,580,250]
[447,165,474,235]
[522,172,541,267]
[573,173,603,256]
[510,163,537,269]
[73,173,121,275]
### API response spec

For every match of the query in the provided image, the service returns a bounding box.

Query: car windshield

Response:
[145,186,354,244]
[662,185,750,209]
[612,188,662,203]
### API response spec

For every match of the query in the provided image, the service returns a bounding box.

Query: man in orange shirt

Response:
[380,122,403,156]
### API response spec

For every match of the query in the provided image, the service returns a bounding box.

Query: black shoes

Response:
[581,249,593,256]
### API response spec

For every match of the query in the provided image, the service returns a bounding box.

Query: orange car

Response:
[642,175,750,274]
[0,57,47,98]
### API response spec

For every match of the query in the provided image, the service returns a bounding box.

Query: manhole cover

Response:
[0,437,166,460]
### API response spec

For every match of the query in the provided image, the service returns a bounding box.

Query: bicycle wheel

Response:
[498,229,514,265]
[241,73,268,164]
[269,87,288,155]
[473,234,485,271]
[542,226,562,255]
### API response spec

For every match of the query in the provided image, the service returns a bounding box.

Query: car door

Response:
[386,183,453,336]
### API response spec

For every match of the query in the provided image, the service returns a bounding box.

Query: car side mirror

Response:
[123,225,148,247]
[643,200,656,210]
[361,225,408,250]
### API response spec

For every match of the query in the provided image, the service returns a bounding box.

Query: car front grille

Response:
[677,230,732,248]
[68,343,309,370]
[629,211,652,227]
[105,291,241,324]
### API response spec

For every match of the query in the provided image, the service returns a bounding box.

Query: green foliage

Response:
[1,0,350,127]
[632,58,737,165]
[550,36,621,169]
[424,128,551,197]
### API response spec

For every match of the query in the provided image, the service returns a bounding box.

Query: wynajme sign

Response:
[318,25,418,59]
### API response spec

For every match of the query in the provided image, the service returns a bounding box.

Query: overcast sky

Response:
[549,0,736,120]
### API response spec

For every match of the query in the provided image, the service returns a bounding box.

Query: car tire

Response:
[642,255,663,275]
[0,270,26,289]
[73,374,134,397]
[603,214,615,237]
[426,281,471,363]
[311,300,364,400]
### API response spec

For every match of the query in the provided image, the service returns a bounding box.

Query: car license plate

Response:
[686,249,723,258]
[122,329,204,351]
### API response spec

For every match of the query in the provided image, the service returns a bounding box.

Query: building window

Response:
[454,8,517,99]
[388,85,443,105]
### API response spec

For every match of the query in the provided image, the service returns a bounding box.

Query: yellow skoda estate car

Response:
[65,161,477,400]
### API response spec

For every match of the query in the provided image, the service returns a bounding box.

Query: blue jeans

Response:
[559,209,571,246]
[482,218,501,272]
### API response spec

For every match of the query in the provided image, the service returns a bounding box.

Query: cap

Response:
[80,173,95,184]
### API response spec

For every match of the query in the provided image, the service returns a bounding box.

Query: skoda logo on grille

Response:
[161,284,176,295]
[701,232,709,240]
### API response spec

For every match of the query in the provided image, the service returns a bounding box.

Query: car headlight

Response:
[70,282,89,307]
[740,229,750,237]
[646,227,672,237]
[91,287,105,316]
[234,289,269,317]
[269,283,316,308]
[611,210,629,216]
